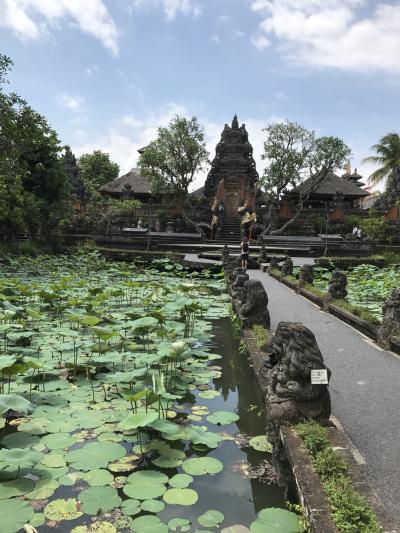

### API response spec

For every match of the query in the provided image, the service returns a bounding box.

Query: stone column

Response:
[377,289,400,349]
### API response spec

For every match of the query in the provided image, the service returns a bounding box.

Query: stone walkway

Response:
[249,269,400,524]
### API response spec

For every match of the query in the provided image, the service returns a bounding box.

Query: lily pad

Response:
[169,473,193,488]
[0,478,35,499]
[108,454,139,473]
[0,393,35,415]
[206,411,239,425]
[163,488,198,506]
[198,510,225,528]
[44,498,83,521]
[42,432,76,449]
[131,515,168,533]
[65,441,126,471]
[182,457,223,476]
[152,448,186,468]
[71,522,117,533]
[26,478,59,500]
[41,453,67,468]
[121,499,141,516]
[2,432,40,449]
[124,470,168,500]
[141,499,165,512]
[0,448,42,470]
[120,411,159,431]
[168,518,192,531]
[79,486,122,515]
[0,498,34,533]
[198,390,221,399]
[248,435,273,453]
[83,468,114,486]
[250,508,302,533]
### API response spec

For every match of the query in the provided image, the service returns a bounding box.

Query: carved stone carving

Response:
[238,279,270,329]
[268,256,280,273]
[221,245,230,261]
[299,264,314,286]
[377,289,400,349]
[259,245,268,264]
[232,268,249,301]
[223,256,241,280]
[264,321,331,426]
[281,257,293,277]
[328,270,347,300]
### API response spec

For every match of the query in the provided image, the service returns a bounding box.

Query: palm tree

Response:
[363,133,400,191]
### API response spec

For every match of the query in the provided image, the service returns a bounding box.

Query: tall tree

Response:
[78,150,119,198]
[260,120,351,235]
[63,146,87,205]
[138,115,209,200]
[362,133,400,193]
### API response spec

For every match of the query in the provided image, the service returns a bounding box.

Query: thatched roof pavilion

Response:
[99,168,153,202]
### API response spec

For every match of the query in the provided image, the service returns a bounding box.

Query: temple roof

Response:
[99,168,152,196]
[294,172,370,198]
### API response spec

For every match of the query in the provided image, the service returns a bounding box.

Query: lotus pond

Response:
[0,253,302,533]
[312,264,400,321]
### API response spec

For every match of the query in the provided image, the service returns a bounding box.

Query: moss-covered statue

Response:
[328,270,347,300]
[238,279,270,329]
[264,321,331,425]
[377,288,400,349]
[232,268,249,301]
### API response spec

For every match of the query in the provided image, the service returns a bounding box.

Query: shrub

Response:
[296,420,330,456]
[252,325,269,349]
[359,210,389,241]
[314,448,348,481]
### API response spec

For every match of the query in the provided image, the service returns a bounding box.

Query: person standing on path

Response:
[241,236,250,269]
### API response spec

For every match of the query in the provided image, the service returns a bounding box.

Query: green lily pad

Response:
[121,499,141,516]
[42,432,77,449]
[107,454,139,473]
[131,515,168,533]
[83,468,114,486]
[26,478,59,500]
[188,414,202,421]
[141,499,166,513]
[41,453,67,468]
[0,498,34,533]
[0,478,35,499]
[79,486,122,515]
[44,498,83,521]
[0,393,35,415]
[2,432,40,449]
[0,448,42,470]
[221,527,250,533]
[152,448,186,468]
[198,510,225,528]
[124,470,168,500]
[182,457,223,476]
[198,390,221,399]
[250,508,302,533]
[65,441,126,471]
[30,513,46,528]
[163,488,198,505]
[168,518,192,531]
[248,435,273,453]
[120,411,159,431]
[169,473,193,488]
[206,411,239,425]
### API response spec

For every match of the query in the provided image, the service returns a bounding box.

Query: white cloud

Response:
[58,94,86,112]
[251,33,270,50]
[250,0,400,73]
[210,34,220,44]
[132,0,202,20]
[0,0,118,55]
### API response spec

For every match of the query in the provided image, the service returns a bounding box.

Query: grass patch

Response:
[304,283,325,299]
[251,325,269,349]
[296,421,381,533]
[333,299,381,325]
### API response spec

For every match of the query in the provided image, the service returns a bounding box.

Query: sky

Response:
[1,0,400,191]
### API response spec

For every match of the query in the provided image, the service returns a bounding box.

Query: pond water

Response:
[0,254,292,533]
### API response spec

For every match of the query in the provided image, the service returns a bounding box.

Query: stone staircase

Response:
[217,217,241,242]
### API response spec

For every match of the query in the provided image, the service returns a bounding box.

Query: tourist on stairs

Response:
[241,236,250,270]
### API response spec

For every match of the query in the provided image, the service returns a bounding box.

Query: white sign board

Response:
[311,369,329,385]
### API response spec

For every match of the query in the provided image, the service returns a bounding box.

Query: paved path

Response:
[249,270,400,523]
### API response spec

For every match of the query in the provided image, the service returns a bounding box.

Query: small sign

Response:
[311,369,329,385]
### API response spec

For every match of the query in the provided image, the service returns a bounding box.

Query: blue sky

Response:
[1,0,400,191]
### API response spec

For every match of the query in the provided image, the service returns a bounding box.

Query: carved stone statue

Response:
[221,244,230,261]
[223,256,241,280]
[259,245,268,264]
[377,289,400,349]
[328,270,347,300]
[264,321,331,425]
[232,268,249,301]
[281,257,293,277]
[268,256,280,273]
[238,279,270,329]
[299,264,314,286]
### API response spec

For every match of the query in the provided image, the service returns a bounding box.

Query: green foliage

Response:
[314,448,348,481]
[296,420,330,456]
[138,115,209,199]
[252,324,269,349]
[78,150,119,197]
[363,132,400,189]
[359,210,389,241]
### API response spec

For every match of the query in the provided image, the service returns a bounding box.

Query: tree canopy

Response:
[78,150,119,198]
[363,133,400,190]
[138,115,209,200]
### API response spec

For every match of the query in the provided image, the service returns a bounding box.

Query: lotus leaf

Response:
[197,390,221,399]
[65,441,126,471]
[0,478,35,499]
[152,448,185,468]
[41,453,66,468]
[26,478,59,500]
[37,465,69,479]
[131,515,168,533]
[250,508,302,533]
[0,448,42,469]
[120,498,141,516]
[30,513,46,528]
[0,498,34,533]
[44,498,83,521]
[163,488,198,505]
[18,417,49,435]
[168,473,193,488]
[148,418,181,434]
[46,419,79,433]
[182,457,223,476]
[82,469,114,486]
[78,486,122,515]
[221,527,250,533]
[168,518,192,531]
[188,414,202,421]
[107,454,139,473]
[41,432,77,449]
[206,411,239,425]
[248,435,273,453]
[140,499,165,512]
[2,432,40,448]
[124,470,168,500]
[0,393,35,416]
[71,522,117,533]
[198,510,225,528]
[120,412,158,431]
